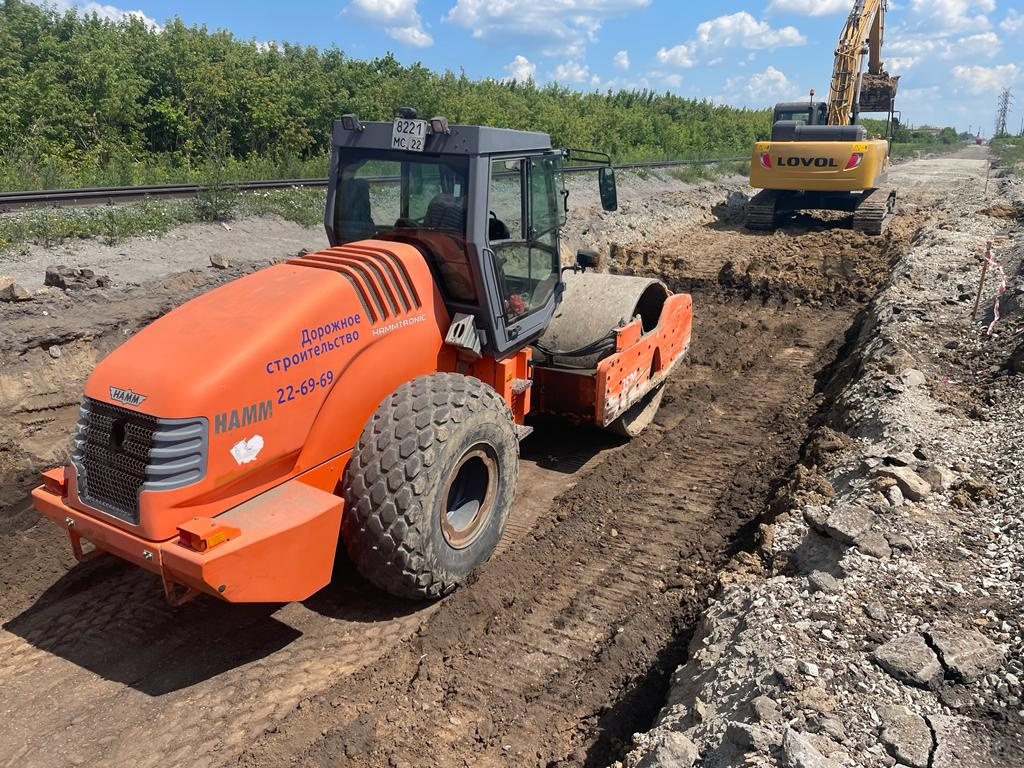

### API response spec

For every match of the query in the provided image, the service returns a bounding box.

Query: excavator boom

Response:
[827,0,887,125]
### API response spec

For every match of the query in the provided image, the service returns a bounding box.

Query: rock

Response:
[919,464,953,491]
[725,721,780,753]
[900,368,926,387]
[751,695,781,723]
[210,254,231,269]
[878,705,933,768]
[876,466,932,502]
[792,685,836,713]
[0,277,31,301]
[44,265,111,290]
[928,714,976,768]
[799,660,820,677]
[633,731,699,768]
[48,345,62,359]
[809,570,842,593]
[871,633,942,687]
[886,532,914,552]
[818,717,847,743]
[782,727,836,768]
[856,530,892,559]
[810,505,877,545]
[886,484,905,507]
[865,602,889,621]
[926,623,1004,683]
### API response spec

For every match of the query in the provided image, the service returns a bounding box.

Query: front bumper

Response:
[33,468,344,603]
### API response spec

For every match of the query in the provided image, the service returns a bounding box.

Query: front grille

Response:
[71,399,208,524]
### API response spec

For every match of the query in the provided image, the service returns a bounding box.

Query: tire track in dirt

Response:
[239,289,859,768]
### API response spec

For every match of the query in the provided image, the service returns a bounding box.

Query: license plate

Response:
[391,118,428,152]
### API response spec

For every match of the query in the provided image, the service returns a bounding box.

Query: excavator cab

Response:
[772,101,829,126]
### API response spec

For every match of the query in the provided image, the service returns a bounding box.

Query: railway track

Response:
[0,158,746,211]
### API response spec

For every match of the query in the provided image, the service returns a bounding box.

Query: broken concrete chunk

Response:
[865,602,889,622]
[871,633,942,687]
[809,570,842,593]
[856,530,892,559]
[782,727,837,768]
[811,504,877,545]
[0,276,31,301]
[876,465,932,502]
[926,623,1004,683]
[725,721,780,753]
[928,714,975,768]
[886,484,905,507]
[633,731,699,768]
[44,265,111,290]
[919,464,954,492]
[878,705,933,768]
[899,368,926,387]
[751,695,781,723]
[209,254,231,269]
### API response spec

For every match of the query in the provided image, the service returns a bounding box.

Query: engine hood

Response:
[87,263,365,420]
[75,243,449,541]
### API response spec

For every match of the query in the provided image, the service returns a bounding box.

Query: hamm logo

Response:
[109,386,147,407]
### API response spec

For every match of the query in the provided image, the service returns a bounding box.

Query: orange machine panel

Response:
[70,241,450,542]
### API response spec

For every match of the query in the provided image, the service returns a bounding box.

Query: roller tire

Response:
[342,373,518,600]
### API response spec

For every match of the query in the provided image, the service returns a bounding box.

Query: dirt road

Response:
[0,148,988,768]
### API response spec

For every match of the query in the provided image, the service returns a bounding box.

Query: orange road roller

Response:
[33,110,693,604]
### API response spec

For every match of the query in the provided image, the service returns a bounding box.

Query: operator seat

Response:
[423,192,465,233]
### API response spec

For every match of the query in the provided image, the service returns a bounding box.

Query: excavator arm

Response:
[827,0,893,125]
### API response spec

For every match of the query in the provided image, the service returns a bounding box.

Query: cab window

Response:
[333,149,476,302]
[488,156,561,323]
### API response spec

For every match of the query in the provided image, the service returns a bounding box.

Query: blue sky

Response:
[38,1,1024,135]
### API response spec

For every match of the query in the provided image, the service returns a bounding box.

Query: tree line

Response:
[0,0,774,189]
[0,0,961,191]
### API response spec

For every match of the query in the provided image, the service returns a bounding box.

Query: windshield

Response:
[333,149,470,241]
[332,149,476,301]
[775,110,812,124]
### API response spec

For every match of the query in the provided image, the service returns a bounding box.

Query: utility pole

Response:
[994,88,1011,137]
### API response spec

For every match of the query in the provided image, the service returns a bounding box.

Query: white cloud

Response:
[445,0,650,58]
[903,0,995,34]
[613,49,630,70]
[1002,9,1024,35]
[766,0,850,16]
[342,0,433,47]
[29,0,158,29]
[657,44,694,68]
[503,54,536,83]
[888,56,919,73]
[888,31,1001,61]
[951,63,1020,94]
[551,59,590,83]
[742,66,799,105]
[658,11,805,68]
[661,72,683,89]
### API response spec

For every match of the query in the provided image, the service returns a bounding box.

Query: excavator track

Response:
[745,189,784,231]
[852,187,896,235]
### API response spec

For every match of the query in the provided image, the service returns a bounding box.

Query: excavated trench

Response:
[0,209,922,768]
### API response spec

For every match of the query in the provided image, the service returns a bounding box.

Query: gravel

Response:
[620,157,1024,767]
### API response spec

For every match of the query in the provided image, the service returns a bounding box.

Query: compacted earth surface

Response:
[1,146,1017,768]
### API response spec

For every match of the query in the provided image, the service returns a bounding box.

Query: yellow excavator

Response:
[747,0,898,235]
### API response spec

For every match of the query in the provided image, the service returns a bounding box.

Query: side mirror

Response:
[598,166,618,212]
[576,249,598,271]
